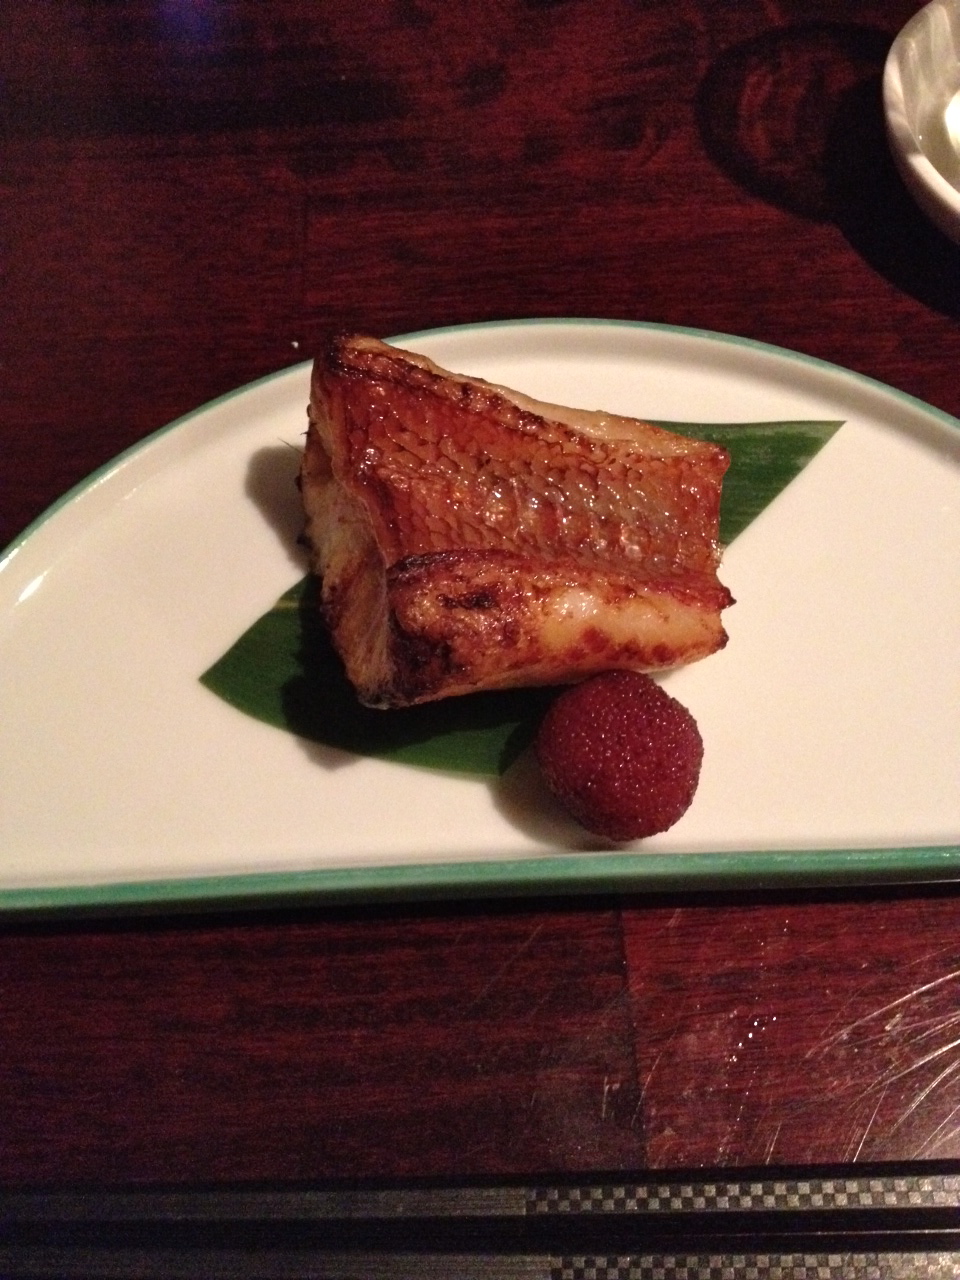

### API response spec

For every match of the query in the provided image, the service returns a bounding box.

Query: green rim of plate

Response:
[3,846,960,916]
[3,318,959,913]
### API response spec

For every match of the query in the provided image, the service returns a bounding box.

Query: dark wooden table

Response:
[3,0,960,1191]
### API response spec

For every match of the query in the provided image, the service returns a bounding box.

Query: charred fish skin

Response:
[300,333,733,709]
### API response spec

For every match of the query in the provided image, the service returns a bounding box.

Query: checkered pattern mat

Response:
[528,1176,960,1214]
[551,1254,960,1279]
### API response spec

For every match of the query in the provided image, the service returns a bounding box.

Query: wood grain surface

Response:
[2,0,959,1184]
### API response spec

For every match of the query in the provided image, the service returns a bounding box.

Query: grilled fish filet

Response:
[300,333,733,709]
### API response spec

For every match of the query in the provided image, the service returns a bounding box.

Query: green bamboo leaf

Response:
[201,420,843,775]
[654,420,844,544]
[202,574,556,775]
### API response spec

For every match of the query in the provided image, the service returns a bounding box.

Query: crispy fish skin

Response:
[300,333,733,708]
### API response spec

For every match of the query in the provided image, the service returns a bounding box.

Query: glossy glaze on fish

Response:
[300,334,732,708]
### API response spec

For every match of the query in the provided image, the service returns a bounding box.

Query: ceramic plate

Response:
[2,320,959,911]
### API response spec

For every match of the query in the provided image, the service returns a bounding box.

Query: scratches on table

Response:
[623,899,960,1167]
[464,922,546,1010]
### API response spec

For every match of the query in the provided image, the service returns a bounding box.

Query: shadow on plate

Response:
[284,588,622,849]
[489,749,617,852]
[227,449,644,846]
[245,444,311,569]
[281,575,562,780]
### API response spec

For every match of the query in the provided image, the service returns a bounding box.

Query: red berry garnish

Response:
[535,670,703,841]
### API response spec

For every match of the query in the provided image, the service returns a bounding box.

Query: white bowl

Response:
[884,0,960,243]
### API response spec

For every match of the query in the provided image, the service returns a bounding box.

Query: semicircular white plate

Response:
[1,319,959,910]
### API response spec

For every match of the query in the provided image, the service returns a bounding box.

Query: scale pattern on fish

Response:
[300,334,733,708]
